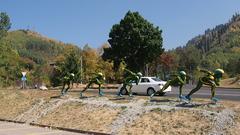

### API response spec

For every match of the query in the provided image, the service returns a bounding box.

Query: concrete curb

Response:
[0,118,110,135]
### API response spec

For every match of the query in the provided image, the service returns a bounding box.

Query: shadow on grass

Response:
[150,99,173,103]
[50,95,99,99]
[176,102,202,108]
[109,96,135,101]
[109,97,126,101]
[50,95,62,99]
[79,96,98,99]
[176,102,216,108]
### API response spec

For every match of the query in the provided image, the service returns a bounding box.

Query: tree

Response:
[159,53,175,79]
[82,44,98,82]
[0,40,19,86]
[175,45,201,73]
[0,12,11,39]
[97,44,115,83]
[102,11,164,73]
[62,50,81,82]
[50,50,81,86]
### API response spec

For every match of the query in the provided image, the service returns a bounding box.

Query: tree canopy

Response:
[102,11,164,73]
[50,50,82,86]
[0,12,11,39]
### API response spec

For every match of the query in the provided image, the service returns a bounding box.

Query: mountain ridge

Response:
[169,13,240,77]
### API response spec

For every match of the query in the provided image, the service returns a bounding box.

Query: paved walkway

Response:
[0,121,84,135]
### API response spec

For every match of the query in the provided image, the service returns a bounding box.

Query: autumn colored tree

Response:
[160,53,175,78]
[97,44,115,82]
[148,52,176,79]
[82,44,98,82]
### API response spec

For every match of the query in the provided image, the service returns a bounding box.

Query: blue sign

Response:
[21,76,27,81]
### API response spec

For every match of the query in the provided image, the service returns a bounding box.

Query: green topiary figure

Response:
[150,71,187,99]
[117,68,142,97]
[61,73,75,96]
[185,69,224,102]
[80,72,105,98]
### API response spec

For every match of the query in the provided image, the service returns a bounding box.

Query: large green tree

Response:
[102,11,164,73]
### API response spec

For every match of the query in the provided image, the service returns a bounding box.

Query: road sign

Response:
[21,72,27,77]
[21,76,27,81]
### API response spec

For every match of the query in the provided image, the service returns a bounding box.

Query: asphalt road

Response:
[0,121,84,135]
[168,85,240,101]
[73,85,240,101]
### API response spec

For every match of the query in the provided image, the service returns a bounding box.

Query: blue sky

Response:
[1,0,240,49]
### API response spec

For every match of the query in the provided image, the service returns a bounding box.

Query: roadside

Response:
[220,77,240,89]
[0,121,85,135]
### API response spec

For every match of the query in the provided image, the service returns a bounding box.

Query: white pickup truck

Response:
[117,77,171,96]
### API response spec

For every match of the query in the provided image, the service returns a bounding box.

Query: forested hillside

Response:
[0,29,82,87]
[167,13,240,79]
[0,29,118,87]
[6,30,80,65]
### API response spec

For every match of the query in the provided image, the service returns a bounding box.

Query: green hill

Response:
[0,30,81,87]
[170,13,240,78]
[6,30,80,64]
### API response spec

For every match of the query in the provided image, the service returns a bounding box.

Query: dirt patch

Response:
[14,98,73,123]
[221,101,240,135]
[119,109,212,135]
[0,90,58,119]
[38,102,120,133]
[227,114,240,135]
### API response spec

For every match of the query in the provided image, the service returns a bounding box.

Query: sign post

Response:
[21,72,27,89]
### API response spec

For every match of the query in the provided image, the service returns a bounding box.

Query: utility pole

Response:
[80,56,83,84]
